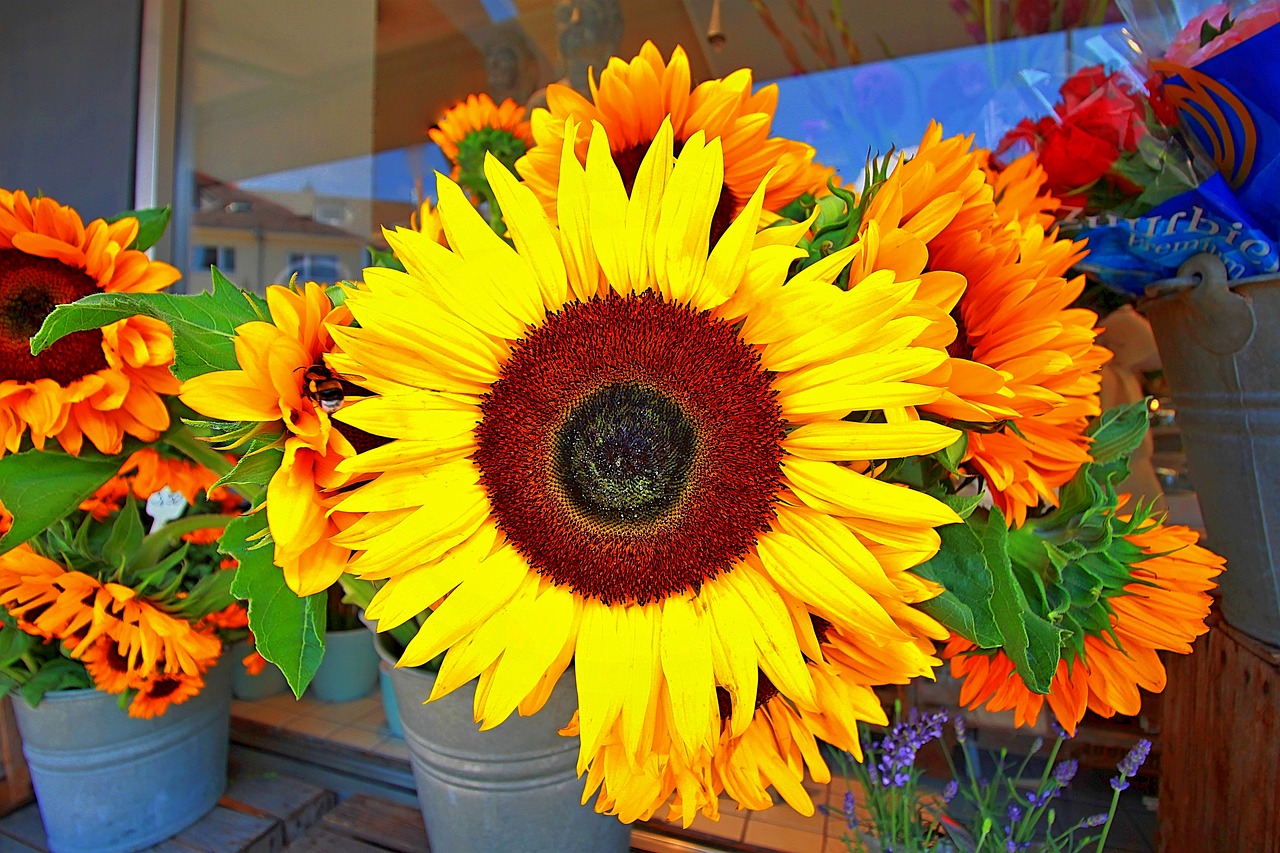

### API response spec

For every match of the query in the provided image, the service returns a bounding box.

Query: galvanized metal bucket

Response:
[370,633,403,738]
[308,626,378,702]
[1141,253,1280,646]
[389,663,632,853]
[11,656,232,853]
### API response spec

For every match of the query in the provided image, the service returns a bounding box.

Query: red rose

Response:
[1059,64,1111,111]
[1037,122,1121,205]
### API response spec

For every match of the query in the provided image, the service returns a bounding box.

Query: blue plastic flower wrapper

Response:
[1112,0,1280,280]
[1070,171,1277,292]
[995,18,1280,293]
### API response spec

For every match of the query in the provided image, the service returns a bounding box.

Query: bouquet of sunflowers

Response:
[0,198,252,718]
[0,40,1222,830]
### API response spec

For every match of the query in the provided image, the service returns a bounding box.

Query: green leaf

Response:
[914,521,1002,647]
[173,565,237,619]
[1087,401,1151,466]
[365,246,405,272]
[18,657,92,708]
[982,508,1064,694]
[224,513,325,696]
[102,497,146,570]
[940,493,986,520]
[0,621,37,668]
[108,206,171,252]
[0,450,123,555]
[210,444,283,507]
[936,432,969,476]
[31,266,269,381]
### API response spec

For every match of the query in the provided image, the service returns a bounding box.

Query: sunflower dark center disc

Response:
[0,249,107,384]
[475,291,785,605]
[555,383,697,524]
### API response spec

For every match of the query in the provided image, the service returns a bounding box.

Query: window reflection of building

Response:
[189,174,365,294]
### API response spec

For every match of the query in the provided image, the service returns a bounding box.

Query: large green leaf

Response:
[223,513,324,696]
[31,267,268,381]
[982,509,1064,694]
[107,206,171,252]
[0,450,123,554]
[914,520,1002,647]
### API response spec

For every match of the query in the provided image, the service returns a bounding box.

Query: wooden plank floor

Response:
[0,766,419,853]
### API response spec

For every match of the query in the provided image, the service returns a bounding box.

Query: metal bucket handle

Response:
[1144,253,1256,356]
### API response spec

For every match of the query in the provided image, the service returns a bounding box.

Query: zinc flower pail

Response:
[308,626,379,702]
[10,657,232,853]
[230,638,289,700]
[1141,253,1280,646]
[371,634,403,738]
[388,663,632,853]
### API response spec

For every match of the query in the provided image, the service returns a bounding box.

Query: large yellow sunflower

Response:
[0,190,181,456]
[945,519,1223,735]
[180,283,369,595]
[516,42,831,238]
[338,118,963,820]
[856,126,1110,526]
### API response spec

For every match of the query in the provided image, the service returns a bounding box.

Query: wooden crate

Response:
[0,697,32,817]
[1158,614,1280,853]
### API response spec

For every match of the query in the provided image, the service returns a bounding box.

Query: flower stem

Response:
[131,513,229,569]
[165,425,233,478]
[1093,788,1123,853]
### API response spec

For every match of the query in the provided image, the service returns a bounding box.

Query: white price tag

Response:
[146,487,189,533]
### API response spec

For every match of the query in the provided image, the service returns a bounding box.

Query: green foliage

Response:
[107,206,171,252]
[914,521,1001,647]
[0,448,122,556]
[225,513,325,697]
[31,266,268,381]
[365,246,405,273]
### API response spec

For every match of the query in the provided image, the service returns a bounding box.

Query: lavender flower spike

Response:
[953,713,967,743]
[943,781,959,803]
[1052,759,1079,787]
[842,790,858,830]
[1111,738,1152,791]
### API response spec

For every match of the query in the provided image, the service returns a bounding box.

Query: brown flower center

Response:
[612,140,739,246]
[0,249,107,384]
[475,291,785,605]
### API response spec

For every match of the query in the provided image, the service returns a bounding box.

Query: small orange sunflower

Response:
[0,190,181,457]
[80,636,142,694]
[945,519,1223,734]
[127,670,205,719]
[516,41,832,238]
[180,283,370,595]
[428,94,534,184]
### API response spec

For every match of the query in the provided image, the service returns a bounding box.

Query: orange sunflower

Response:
[516,41,832,237]
[855,125,1110,526]
[0,543,222,679]
[80,636,141,694]
[128,670,205,719]
[180,282,369,595]
[945,519,1223,735]
[0,190,181,457]
[428,93,534,183]
[79,447,225,520]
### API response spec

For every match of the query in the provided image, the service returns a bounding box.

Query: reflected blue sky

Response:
[238,24,1125,205]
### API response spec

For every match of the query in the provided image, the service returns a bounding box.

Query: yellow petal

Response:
[398,543,529,668]
[782,420,961,462]
[482,153,569,312]
[660,593,716,759]
[782,458,961,527]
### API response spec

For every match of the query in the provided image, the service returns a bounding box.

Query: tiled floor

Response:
[230,686,1156,852]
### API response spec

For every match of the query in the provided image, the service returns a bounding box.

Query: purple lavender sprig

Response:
[1094,739,1152,852]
